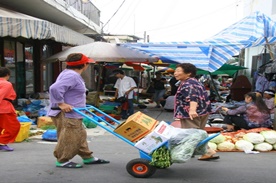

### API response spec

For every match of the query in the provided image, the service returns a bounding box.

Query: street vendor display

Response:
[222,92,272,131]
[208,128,276,152]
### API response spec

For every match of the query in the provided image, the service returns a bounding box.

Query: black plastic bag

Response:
[115,96,127,103]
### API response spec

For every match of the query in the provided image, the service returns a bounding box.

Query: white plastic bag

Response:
[169,128,208,163]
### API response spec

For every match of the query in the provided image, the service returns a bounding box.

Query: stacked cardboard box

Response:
[114,111,158,142]
[134,121,174,154]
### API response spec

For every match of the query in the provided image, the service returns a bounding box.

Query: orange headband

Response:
[66,54,94,66]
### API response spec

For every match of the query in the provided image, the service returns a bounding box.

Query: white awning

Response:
[0,7,94,45]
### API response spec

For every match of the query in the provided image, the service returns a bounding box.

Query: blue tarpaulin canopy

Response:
[122,11,276,72]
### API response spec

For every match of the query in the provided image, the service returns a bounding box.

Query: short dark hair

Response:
[66,53,83,62]
[176,63,197,77]
[66,53,86,69]
[112,69,125,75]
[0,67,11,77]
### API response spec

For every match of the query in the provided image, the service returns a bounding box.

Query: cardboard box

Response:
[37,116,54,128]
[114,111,158,142]
[134,121,173,153]
[154,121,174,139]
[15,122,32,142]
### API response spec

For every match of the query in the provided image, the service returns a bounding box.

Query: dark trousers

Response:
[121,99,134,119]
[223,115,250,130]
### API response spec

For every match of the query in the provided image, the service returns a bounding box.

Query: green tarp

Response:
[169,63,247,76]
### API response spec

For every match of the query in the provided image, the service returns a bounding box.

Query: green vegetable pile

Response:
[149,146,172,168]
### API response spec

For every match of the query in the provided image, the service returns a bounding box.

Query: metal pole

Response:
[265,38,276,129]
[209,73,222,101]
[265,38,274,60]
[274,94,276,130]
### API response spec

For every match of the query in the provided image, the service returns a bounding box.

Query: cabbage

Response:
[217,141,235,151]
[243,132,264,144]
[260,130,276,144]
[208,142,217,151]
[209,134,225,144]
[254,142,273,151]
[235,140,254,151]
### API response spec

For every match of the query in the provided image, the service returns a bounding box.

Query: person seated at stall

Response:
[221,92,272,131]
[225,78,233,89]
[159,92,175,112]
[209,75,227,101]
[160,79,180,111]
[263,89,275,120]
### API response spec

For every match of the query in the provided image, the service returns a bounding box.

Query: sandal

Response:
[198,154,220,161]
[84,158,110,164]
[56,161,83,168]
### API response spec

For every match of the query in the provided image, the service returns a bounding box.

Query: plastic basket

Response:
[99,105,115,111]
[15,122,32,142]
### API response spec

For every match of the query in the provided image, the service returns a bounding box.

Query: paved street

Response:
[1,106,276,183]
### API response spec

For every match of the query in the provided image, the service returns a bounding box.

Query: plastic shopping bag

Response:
[169,128,208,163]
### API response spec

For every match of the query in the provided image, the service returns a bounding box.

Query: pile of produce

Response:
[208,128,276,152]
[150,146,171,168]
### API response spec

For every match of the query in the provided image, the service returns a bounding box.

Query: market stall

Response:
[208,128,276,152]
[123,11,276,127]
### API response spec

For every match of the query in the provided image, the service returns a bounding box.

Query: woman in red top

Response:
[0,67,20,151]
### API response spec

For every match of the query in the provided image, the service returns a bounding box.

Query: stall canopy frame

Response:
[122,11,276,73]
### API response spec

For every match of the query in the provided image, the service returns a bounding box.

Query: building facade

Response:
[242,0,276,78]
[0,0,101,98]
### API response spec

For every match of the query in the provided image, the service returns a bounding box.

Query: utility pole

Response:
[144,31,146,43]
[133,14,135,36]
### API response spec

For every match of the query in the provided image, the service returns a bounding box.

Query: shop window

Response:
[16,42,26,98]
[25,44,34,95]
[42,44,53,91]
[4,40,16,85]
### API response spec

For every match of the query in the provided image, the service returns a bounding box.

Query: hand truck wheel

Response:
[126,158,156,178]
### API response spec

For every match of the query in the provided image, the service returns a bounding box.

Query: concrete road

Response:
[1,134,276,183]
[1,108,276,183]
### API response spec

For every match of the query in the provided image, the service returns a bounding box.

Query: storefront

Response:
[0,7,94,99]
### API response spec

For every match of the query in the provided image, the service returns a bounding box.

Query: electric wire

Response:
[137,1,238,34]
[113,0,142,33]
[102,0,127,29]
[138,0,253,37]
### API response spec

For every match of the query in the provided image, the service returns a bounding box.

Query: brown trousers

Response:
[180,114,209,129]
[51,112,92,163]
[180,114,214,155]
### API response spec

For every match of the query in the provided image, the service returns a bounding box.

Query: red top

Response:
[0,78,16,113]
